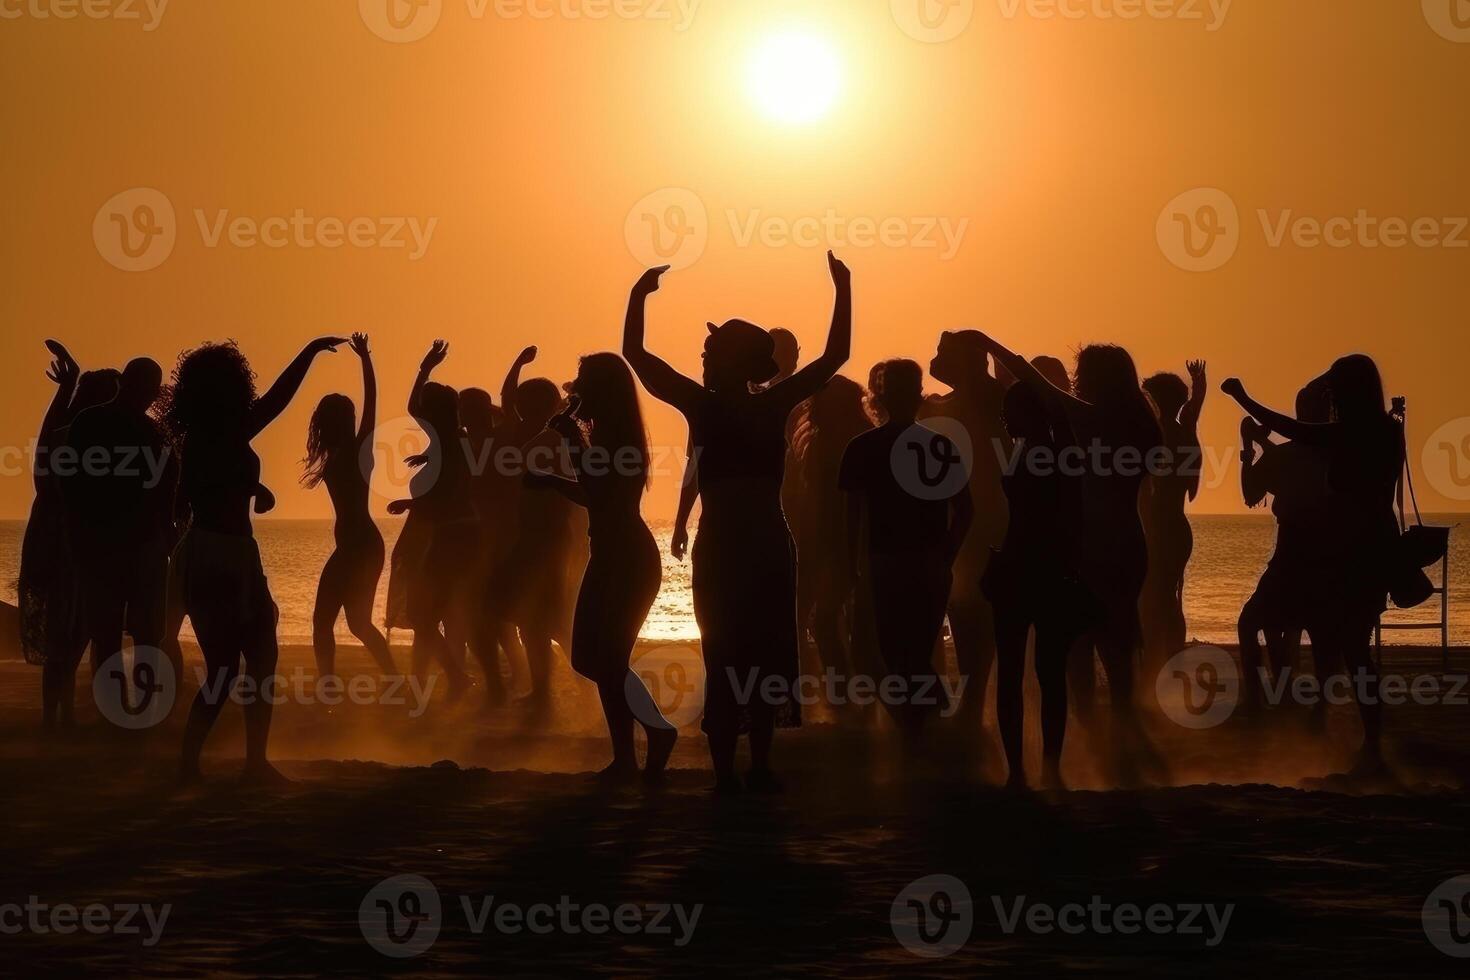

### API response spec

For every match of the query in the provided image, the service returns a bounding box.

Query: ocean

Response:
[1,516,1465,647]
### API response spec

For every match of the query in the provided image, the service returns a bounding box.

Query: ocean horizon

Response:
[2,515,1465,649]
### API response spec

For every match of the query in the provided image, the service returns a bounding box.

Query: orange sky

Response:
[1,0,1465,520]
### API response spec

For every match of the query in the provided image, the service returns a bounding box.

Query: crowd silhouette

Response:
[17,252,1439,791]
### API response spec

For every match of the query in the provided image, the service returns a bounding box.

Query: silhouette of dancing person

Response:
[303,333,397,680]
[63,355,179,718]
[1223,356,1403,773]
[792,375,875,689]
[389,341,473,700]
[840,360,972,748]
[670,330,799,561]
[1236,380,1336,720]
[921,330,1010,726]
[170,337,345,783]
[985,380,1089,790]
[624,252,851,794]
[460,384,524,705]
[487,346,586,713]
[21,343,117,727]
[1139,361,1207,672]
[980,336,1167,786]
[526,354,676,784]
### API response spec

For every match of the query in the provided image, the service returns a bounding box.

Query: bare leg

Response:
[241,604,284,782]
[994,611,1030,790]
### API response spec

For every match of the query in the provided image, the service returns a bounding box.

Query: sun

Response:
[745,30,844,127]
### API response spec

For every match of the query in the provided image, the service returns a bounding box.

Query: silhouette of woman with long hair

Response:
[487,347,587,713]
[1236,381,1336,722]
[460,385,524,705]
[623,253,851,794]
[303,333,396,679]
[985,380,1088,790]
[168,336,345,783]
[979,336,1166,785]
[1223,356,1403,772]
[1139,361,1207,672]
[792,375,874,688]
[526,353,675,784]
[841,360,972,749]
[22,343,117,727]
[921,330,1010,726]
[388,341,473,700]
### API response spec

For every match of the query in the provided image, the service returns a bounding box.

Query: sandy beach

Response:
[3,638,1470,976]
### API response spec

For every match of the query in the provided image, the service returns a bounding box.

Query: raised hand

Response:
[1220,377,1246,402]
[515,345,538,367]
[1186,359,1207,381]
[421,339,449,371]
[349,332,371,358]
[827,250,851,288]
[547,396,583,442]
[310,336,349,354]
[43,340,78,386]
[632,266,669,297]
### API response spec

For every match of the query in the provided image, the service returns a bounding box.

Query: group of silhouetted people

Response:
[18,252,1425,790]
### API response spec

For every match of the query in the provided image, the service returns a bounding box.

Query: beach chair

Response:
[1374,398,1453,672]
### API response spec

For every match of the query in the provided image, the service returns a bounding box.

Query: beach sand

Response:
[3,639,1469,976]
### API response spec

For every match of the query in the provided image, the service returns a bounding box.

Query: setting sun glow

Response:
[744,30,844,126]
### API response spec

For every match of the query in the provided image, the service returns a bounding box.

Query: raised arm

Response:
[1182,360,1208,429]
[249,336,346,437]
[38,341,79,437]
[768,252,852,411]
[978,333,1089,423]
[498,345,537,429]
[525,402,590,506]
[1221,378,1342,447]
[350,333,377,445]
[408,340,448,420]
[622,266,704,412]
[36,342,79,493]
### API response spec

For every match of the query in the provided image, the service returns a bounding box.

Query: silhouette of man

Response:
[64,357,178,676]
